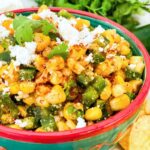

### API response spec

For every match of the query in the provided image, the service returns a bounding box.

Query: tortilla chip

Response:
[129,115,150,150]
[144,99,150,115]
[119,128,131,150]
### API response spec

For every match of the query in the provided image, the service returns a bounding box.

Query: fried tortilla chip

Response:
[119,128,131,150]
[129,115,150,150]
[144,99,150,115]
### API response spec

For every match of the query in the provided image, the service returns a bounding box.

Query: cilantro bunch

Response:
[35,0,150,31]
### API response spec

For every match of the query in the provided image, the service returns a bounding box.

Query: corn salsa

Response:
[0,5,145,132]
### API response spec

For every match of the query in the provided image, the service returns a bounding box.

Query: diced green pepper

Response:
[64,80,79,101]
[1,37,16,49]
[67,104,76,114]
[96,100,105,110]
[40,114,57,132]
[77,73,93,87]
[126,51,132,59]
[48,104,62,115]
[92,76,106,93]
[27,106,57,131]
[27,106,46,126]
[22,117,36,129]
[93,53,105,64]
[0,51,11,62]
[19,67,36,81]
[76,110,84,118]
[58,9,73,19]
[125,68,141,80]
[82,86,99,107]
[5,12,15,18]
[126,92,136,100]
[0,94,19,119]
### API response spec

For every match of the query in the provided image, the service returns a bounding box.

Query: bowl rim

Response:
[0,7,150,144]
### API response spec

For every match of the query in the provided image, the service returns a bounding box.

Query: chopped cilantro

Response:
[13,15,57,44]
[0,51,11,62]
[48,42,69,60]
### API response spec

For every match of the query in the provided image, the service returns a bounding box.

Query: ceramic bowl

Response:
[0,8,150,150]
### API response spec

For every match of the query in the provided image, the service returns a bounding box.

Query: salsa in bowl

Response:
[0,5,149,150]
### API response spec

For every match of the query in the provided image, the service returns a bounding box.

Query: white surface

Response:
[0,0,23,13]
[21,0,37,8]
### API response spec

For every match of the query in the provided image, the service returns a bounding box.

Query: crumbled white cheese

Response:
[0,25,10,40]
[0,61,7,68]
[15,91,29,101]
[37,10,105,47]
[4,80,8,86]
[91,25,105,37]
[99,37,104,43]
[78,25,105,46]
[85,53,94,63]
[2,87,10,95]
[110,43,118,50]
[9,23,13,29]
[0,14,9,24]
[78,27,93,46]
[120,55,126,59]
[128,64,136,70]
[15,119,27,128]
[58,17,79,46]
[106,54,116,59]
[38,9,52,19]
[38,9,59,23]
[98,47,104,52]
[104,44,110,52]
[69,19,77,25]
[76,117,86,129]
[56,37,62,44]
[54,116,61,122]
[27,14,33,20]
[9,42,37,66]
[3,70,8,75]
[58,16,105,46]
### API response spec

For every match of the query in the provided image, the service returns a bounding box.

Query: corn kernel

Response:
[85,107,102,121]
[23,96,35,106]
[112,84,126,97]
[57,121,69,131]
[100,86,112,101]
[66,119,76,129]
[35,97,49,107]
[18,106,27,117]
[75,18,90,30]
[0,45,4,53]
[9,82,20,94]
[45,85,66,104]
[110,94,130,111]
[20,82,35,94]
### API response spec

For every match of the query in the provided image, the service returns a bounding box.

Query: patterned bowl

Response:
[0,8,150,150]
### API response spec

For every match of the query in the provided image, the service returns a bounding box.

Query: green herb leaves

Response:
[13,15,57,44]
[35,0,150,31]
[48,42,68,60]
[0,51,11,62]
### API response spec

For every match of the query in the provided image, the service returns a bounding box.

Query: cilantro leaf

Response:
[13,15,30,29]
[15,23,34,44]
[48,43,68,60]
[13,15,57,44]
[31,20,57,35]
[0,51,11,62]
[41,20,57,35]
[13,16,34,44]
